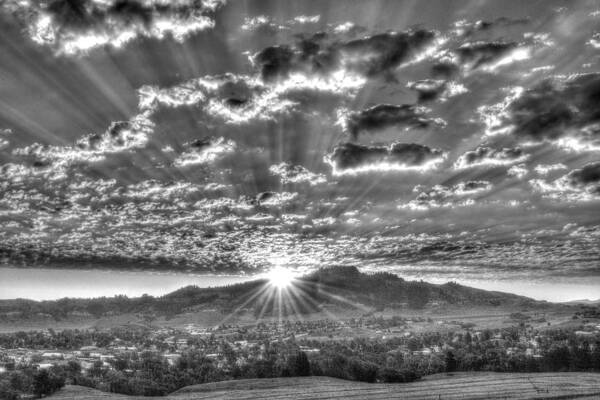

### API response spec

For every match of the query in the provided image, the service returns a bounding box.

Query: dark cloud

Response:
[326,142,445,174]
[531,162,600,201]
[339,29,435,77]
[455,41,519,69]
[5,0,223,54]
[454,17,530,37]
[345,104,442,138]
[505,73,600,148]
[454,145,528,169]
[565,162,600,192]
[253,29,436,81]
[408,80,446,102]
[430,61,460,79]
[407,79,467,103]
[255,45,298,81]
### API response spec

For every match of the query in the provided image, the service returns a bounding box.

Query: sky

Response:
[0,0,599,292]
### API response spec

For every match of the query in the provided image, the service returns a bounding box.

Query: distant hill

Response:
[0,266,547,325]
[48,373,600,399]
[562,299,600,305]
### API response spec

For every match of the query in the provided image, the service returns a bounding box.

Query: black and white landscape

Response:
[0,0,599,399]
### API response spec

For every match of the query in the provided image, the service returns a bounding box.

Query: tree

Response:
[66,360,82,377]
[32,369,64,398]
[293,351,311,376]
[445,351,457,372]
[545,345,570,371]
[0,380,19,400]
[592,342,600,371]
[407,284,430,309]
[349,358,378,383]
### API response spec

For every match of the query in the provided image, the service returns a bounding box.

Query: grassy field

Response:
[49,372,600,399]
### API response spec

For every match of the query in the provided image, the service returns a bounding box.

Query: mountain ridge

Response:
[0,266,552,327]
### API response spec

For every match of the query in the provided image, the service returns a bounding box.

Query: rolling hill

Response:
[49,373,600,400]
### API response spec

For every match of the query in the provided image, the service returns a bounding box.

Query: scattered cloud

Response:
[403,180,492,210]
[0,2,599,279]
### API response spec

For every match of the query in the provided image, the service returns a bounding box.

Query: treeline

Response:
[0,327,153,350]
[0,291,221,322]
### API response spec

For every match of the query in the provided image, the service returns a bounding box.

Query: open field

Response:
[49,373,600,400]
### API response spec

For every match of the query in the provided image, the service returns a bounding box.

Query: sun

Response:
[267,266,295,289]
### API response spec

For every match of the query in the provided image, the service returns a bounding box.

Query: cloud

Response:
[486,73,600,151]
[454,145,529,169]
[404,180,492,210]
[588,32,600,49]
[407,79,468,103]
[430,40,531,77]
[252,29,436,82]
[139,70,364,126]
[240,15,284,33]
[325,142,446,175]
[344,104,444,138]
[0,128,11,150]
[338,30,436,77]
[507,163,528,179]
[530,161,600,201]
[534,163,567,175]
[12,113,153,171]
[173,137,236,167]
[253,191,298,207]
[452,17,530,37]
[456,41,521,69]
[5,0,224,55]
[269,162,326,186]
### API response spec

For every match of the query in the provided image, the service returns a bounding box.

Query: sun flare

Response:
[267,266,295,289]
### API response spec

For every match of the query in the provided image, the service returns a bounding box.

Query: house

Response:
[413,347,432,356]
[41,352,63,359]
[163,353,181,366]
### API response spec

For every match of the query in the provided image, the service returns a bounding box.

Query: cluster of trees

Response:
[0,366,65,399]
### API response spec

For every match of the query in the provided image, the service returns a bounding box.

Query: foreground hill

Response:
[0,266,552,329]
[49,373,600,400]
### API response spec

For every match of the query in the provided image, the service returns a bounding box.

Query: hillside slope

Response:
[0,266,548,326]
[49,373,600,400]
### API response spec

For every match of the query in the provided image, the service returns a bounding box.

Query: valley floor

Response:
[49,372,600,400]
